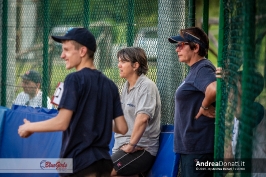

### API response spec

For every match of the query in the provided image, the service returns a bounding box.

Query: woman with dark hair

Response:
[168,27,216,177]
[111,47,161,177]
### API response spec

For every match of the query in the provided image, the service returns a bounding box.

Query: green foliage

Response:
[15,0,221,100]
[196,0,220,18]
[208,25,219,66]
[49,0,84,25]
[194,0,220,67]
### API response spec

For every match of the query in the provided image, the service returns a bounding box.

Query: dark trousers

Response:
[65,159,113,177]
[180,153,214,177]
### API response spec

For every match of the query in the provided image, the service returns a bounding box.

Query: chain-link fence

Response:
[0,0,195,125]
[215,0,266,176]
[1,0,265,176]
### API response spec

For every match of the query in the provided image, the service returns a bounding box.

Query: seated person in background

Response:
[13,70,53,109]
[111,47,161,177]
[231,71,265,176]
[218,68,266,176]
[231,71,264,155]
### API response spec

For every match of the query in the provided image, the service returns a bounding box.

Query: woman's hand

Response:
[195,105,216,119]
[120,144,144,153]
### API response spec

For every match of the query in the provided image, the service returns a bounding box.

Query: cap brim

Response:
[21,75,29,80]
[168,35,185,43]
[51,36,72,43]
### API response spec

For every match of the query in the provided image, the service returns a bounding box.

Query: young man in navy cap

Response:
[14,70,53,109]
[18,27,128,177]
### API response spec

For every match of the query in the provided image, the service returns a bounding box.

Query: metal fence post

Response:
[188,0,195,27]
[41,0,50,108]
[127,0,135,47]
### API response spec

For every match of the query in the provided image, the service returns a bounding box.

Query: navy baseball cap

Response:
[21,70,42,84]
[51,27,96,52]
[168,32,207,49]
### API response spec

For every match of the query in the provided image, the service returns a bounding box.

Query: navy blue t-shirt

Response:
[58,68,123,175]
[174,59,216,154]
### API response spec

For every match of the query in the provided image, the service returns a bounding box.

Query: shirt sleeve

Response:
[135,82,157,119]
[113,85,124,119]
[194,66,216,92]
[13,93,24,105]
[47,97,53,109]
[58,74,79,111]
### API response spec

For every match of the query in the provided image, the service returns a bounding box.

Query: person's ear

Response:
[133,62,140,70]
[36,83,41,89]
[80,46,88,57]
[194,43,200,53]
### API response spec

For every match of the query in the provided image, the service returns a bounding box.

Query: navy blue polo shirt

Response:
[58,68,123,175]
[174,59,216,154]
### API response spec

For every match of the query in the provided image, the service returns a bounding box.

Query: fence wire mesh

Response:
[216,0,266,176]
[0,0,190,125]
[1,0,266,176]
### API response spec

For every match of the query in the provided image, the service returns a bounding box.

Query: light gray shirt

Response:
[113,74,161,156]
[13,91,53,109]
